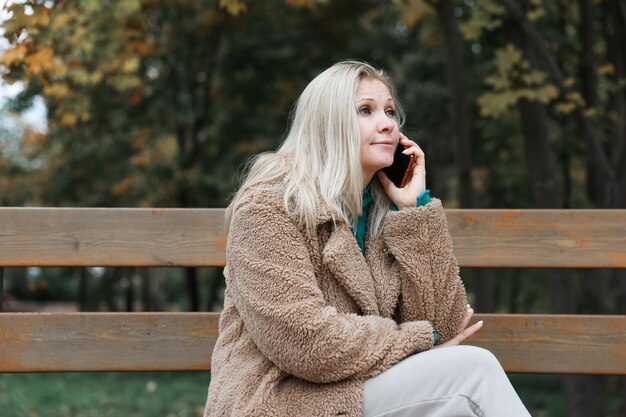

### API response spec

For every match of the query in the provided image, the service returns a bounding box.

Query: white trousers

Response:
[363,345,532,417]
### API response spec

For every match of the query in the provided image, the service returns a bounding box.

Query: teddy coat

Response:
[203,184,467,417]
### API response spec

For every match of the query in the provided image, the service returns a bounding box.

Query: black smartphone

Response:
[382,144,415,188]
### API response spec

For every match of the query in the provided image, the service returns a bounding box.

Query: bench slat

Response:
[0,312,219,372]
[0,208,227,267]
[448,209,626,268]
[2,208,626,268]
[0,313,624,374]
[467,314,626,374]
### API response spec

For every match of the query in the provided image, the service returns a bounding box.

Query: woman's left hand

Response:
[434,305,483,348]
[377,133,426,209]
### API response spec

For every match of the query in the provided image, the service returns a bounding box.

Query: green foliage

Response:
[1,0,413,208]
[459,0,506,41]
[2,0,626,412]
[0,104,40,205]
[477,43,559,117]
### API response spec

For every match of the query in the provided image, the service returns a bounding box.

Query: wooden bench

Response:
[0,207,625,375]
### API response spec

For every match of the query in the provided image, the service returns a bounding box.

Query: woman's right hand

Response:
[377,134,427,210]
[434,305,483,348]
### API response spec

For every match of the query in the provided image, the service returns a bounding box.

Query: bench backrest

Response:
[1,208,625,374]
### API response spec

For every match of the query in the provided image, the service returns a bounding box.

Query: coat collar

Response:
[321,221,380,316]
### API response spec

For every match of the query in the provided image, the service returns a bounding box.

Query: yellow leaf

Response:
[565,91,584,105]
[477,91,517,118]
[202,10,222,26]
[43,83,71,98]
[69,68,91,85]
[555,101,577,114]
[25,47,55,75]
[50,12,73,31]
[112,176,137,196]
[522,70,548,85]
[133,137,147,150]
[59,112,78,127]
[397,0,435,28]
[459,0,505,40]
[3,5,28,37]
[219,0,247,15]
[90,71,104,84]
[583,107,597,117]
[113,0,142,19]
[154,135,178,159]
[597,64,615,75]
[121,57,140,73]
[494,43,523,74]
[130,40,154,56]
[130,155,150,167]
[30,8,51,27]
[285,0,316,7]
[527,7,545,21]
[0,44,29,67]
[562,77,575,88]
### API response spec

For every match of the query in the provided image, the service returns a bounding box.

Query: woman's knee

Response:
[456,345,504,376]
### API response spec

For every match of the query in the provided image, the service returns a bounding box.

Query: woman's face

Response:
[356,78,400,185]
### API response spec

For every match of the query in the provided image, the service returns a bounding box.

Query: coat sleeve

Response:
[382,198,467,344]
[226,198,434,384]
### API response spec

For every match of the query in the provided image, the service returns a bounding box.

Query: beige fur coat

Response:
[204,184,467,417]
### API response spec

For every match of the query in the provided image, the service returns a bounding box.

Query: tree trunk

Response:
[105,268,118,312]
[436,0,498,314]
[142,268,153,311]
[578,0,598,109]
[436,0,474,209]
[600,0,626,409]
[125,273,134,312]
[78,267,87,312]
[186,267,199,311]
[509,5,606,410]
[500,0,617,190]
[518,101,562,202]
[207,267,225,312]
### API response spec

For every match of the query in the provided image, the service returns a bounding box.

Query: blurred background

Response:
[1,0,625,416]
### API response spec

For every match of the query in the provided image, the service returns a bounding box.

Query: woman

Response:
[204,61,531,417]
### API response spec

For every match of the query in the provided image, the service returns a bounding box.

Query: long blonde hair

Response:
[226,61,405,237]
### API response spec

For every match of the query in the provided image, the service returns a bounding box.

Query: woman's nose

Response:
[377,113,395,132]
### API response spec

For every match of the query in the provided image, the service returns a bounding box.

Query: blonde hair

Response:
[226,61,405,237]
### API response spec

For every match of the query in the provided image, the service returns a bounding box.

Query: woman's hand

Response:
[435,305,483,348]
[377,133,427,209]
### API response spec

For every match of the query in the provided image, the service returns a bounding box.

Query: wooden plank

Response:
[448,209,626,268]
[0,312,219,372]
[0,208,227,267]
[467,314,626,374]
[0,312,624,374]
[2,208,626,268]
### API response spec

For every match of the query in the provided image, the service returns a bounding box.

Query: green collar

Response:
[354,184,373,254]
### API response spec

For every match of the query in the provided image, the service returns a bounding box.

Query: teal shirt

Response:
[354,186,431,254]
[355,185,374,254]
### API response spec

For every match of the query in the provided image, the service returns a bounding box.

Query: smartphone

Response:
[382,144,415,188]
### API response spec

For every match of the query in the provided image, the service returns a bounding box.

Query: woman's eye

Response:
[386,108,397,117]
[358,106,371,115]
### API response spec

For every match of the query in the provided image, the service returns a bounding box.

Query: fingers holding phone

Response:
[382,140,416,188]
[377,133,427,209]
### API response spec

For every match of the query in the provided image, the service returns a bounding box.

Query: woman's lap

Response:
[362,345,531,417]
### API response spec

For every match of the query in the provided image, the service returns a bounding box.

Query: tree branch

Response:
[499,0,617,184]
